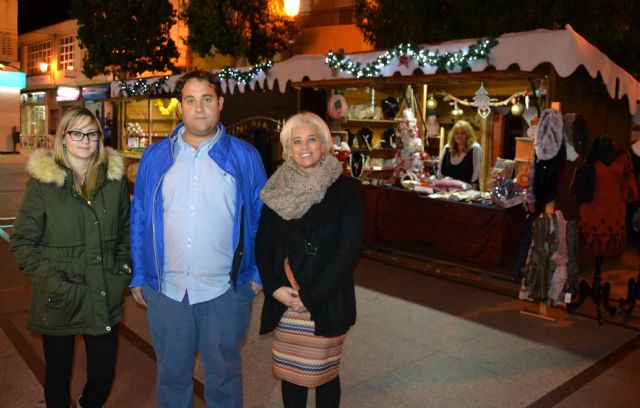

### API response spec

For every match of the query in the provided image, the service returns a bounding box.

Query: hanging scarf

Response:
[535,109,564,160]
[260,155,343,220]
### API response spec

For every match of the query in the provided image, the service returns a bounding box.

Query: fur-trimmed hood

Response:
[26,147,125,186]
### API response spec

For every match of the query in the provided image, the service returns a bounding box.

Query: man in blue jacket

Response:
[130,70,266,408]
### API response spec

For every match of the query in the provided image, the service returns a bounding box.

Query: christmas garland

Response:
[325,37,498,78]
[117,61,271,98]
[119,75,170,97]
[219,61,273,84]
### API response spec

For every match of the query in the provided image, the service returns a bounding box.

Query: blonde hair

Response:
[447,120,477,156]
[279,112,332,160]
[53,106,108,199]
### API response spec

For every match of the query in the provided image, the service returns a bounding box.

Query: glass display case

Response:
[122,97,180,151]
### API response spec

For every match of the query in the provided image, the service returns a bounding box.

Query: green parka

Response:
[10,148,131,336]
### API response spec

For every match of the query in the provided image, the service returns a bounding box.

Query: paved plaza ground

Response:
[1,150,639,407]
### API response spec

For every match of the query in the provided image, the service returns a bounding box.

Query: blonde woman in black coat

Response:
[256,112,364,407]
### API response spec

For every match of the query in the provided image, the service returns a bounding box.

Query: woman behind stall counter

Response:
[437,120,482,185]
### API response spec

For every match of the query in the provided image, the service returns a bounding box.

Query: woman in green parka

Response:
[10,107,131,408]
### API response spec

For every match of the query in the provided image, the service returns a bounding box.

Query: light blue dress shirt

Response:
[161,128,236,304]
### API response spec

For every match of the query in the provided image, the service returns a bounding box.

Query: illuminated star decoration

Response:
[325,37,498,78]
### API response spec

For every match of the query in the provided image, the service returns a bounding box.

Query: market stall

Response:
[110,25,640,268]
[282,25,640,266]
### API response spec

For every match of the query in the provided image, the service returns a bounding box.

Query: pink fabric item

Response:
[430,178,471,192]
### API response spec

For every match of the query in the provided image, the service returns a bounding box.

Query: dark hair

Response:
[175,70,222,101]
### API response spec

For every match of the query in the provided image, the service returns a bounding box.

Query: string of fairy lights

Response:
[325,37,498,78]
[118,37,496,96]
[119,76,170,97]
[118,61,273,97]
[219,61,272,84]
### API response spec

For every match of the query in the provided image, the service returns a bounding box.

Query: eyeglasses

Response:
[67,130,101,142]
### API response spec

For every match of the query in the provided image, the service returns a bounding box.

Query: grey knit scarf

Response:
[260,155,343,220]
[535,109,564,160]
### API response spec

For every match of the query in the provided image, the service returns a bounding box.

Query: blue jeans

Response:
[143,284,255,408]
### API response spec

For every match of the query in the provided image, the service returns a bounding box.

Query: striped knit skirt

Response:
[272,310,346,388]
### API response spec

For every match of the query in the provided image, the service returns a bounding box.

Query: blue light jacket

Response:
[130,123,267,292]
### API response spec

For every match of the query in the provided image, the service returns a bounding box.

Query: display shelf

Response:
[122,152,143,159]
[126,117,177,122]
[343,118,399,126]
[351,147,395,153]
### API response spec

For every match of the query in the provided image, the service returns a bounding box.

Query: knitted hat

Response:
[535,109,564,160]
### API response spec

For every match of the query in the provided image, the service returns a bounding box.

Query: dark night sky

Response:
[19,0,72,34]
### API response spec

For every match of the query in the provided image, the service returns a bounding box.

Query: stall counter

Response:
[361,185,526,267]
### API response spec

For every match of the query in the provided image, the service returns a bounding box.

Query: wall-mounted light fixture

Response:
[0,63,22,72]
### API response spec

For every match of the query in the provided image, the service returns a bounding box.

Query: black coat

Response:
[256,175,364,337]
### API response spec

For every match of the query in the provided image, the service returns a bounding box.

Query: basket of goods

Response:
[491,177,526,208]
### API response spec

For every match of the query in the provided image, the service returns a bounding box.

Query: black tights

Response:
[282,376,341,408]
[42,327,118,408]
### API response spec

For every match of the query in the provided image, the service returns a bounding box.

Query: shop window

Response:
[33,105,46,136]
[123,98,180,150]
[27,40,52,76]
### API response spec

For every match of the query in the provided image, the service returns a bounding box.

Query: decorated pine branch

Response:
[325,38,498,78]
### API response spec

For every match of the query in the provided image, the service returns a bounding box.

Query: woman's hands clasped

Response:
[273,286,307,313]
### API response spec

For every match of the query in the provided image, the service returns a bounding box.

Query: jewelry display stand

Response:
[567,256,616,325]
[619,272,640,317]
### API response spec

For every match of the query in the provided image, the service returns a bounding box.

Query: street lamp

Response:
[283,0,300,17]
[39,62,49,73]
[282,0,300,57]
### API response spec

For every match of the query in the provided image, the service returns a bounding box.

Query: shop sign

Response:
[82,84,110,100]
[0,71,26,89]
[56,86,80,101]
